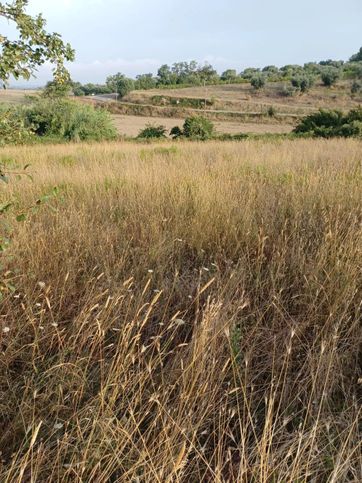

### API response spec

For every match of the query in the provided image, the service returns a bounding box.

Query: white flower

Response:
[2,327,10,334]
[38,282,46,289]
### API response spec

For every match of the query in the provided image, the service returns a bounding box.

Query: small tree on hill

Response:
[291,75,314,93]
[251,75,266,90]
[321,67,340,87]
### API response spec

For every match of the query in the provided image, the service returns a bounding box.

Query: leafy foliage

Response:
[0,100,117,143]
[251,75,266,90]
[294,107,362,138]
[321,67,340,87]
[137,124,167,139]
[171,116,215,140]
[106,73,135,98]
[0,106,33,145]
[291,75,314,93]
[350,46,362,62]
[0,0,74,85]
[21,99,118,141]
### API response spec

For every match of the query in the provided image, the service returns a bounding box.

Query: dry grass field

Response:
[112,114,293,137]
[0,89,39,105]
[0,139,361,481]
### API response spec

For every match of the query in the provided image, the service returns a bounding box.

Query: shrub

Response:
[279,84,299,97]
[294,107,362,138]
[251,75,266,90]
[267,106,277,117]
[170,117,215,140]
[321,67,340,87]
[20,99,118,142]
[291,75,314,93]
[351,81,361,94]
[137,124,167,139]
[182,116,215,140]
[170,126,183,139]
[0,107,34,145]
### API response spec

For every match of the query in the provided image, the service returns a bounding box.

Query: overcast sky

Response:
[3,0,362,86]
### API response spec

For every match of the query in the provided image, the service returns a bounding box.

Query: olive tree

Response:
[0,0,75,86]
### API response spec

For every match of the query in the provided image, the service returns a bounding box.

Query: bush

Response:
[294,107,362,138]
[291,75,314,93]
[170,126,183,139]
[267,106,277,117]
[19,99,118,142]
[321,67,340,87]
[183,116,215,140]
[0,107,34,145]
[170,117,215,140]
[250,75,266,90]
[137,124,167,139]
[351,81,361,94]
[279,84,299,97]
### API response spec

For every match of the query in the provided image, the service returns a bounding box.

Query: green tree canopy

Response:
[106,73,134,98]
[350,47,362,62]
[0,0,74,86]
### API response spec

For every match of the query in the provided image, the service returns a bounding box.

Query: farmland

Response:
[0,138,361,481]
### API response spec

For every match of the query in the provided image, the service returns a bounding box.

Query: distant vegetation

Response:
[69,47,362,97]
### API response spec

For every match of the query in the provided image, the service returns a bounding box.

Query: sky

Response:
[2,0,362,86]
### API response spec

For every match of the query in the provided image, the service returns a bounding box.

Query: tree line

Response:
[66,47,362,99]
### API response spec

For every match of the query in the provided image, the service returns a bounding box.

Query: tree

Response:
[135,73,157,90]
[321,67,340,87]
[197,63,219,83]
[0,0,74,86]
[221,69,238,82]
[291,75,314,93]
[251,75,266,90]
[157,64,174,85]
[106,73,134,98]
[350,47,362,62]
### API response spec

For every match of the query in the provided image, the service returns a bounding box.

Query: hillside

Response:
[86,80,362,137]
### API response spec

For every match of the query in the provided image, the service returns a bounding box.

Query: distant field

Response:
[0,89,39,105]
[128,80,362,116]
[112,114,293,137]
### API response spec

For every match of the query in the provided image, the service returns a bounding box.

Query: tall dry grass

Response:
[0,139,361,482]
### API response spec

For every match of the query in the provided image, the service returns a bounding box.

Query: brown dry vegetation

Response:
[0,89,39,105]
[0,139,361,482]
[128,81,362,116]
[111,114,293,137]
